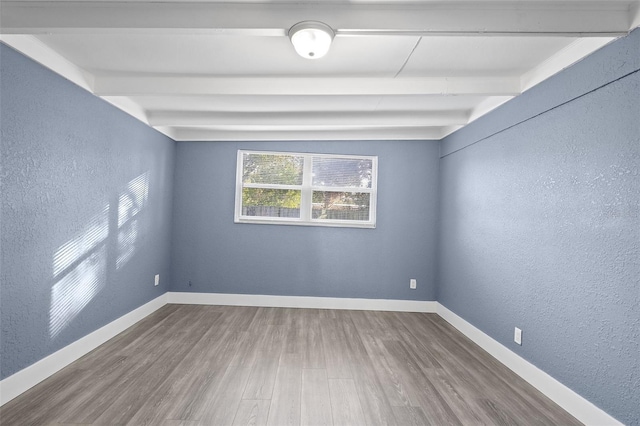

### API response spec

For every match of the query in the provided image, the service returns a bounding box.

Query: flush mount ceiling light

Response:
[288,21,335,59]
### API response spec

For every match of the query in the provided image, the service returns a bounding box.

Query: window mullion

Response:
[243,183,301,190]
[310,186,373,193]
[300,155,313,221]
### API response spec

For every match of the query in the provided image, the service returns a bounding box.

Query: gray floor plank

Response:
[337,311,398,425]
[350,361,398,426]
[367,352,413,407]
[382,339,463,425]
[157,420,200,426]
[328,378,367,425]
[319,318,353,379]
[243,350,281,400]
[199,364,253,425]
[233,400,271,426]
[392,406,433,426]
[302,310,326,369]
[130,310,227,423]
[65,307,202,424]
[267,352,303,426]
[301,368,333,426]
[93,309,211,425]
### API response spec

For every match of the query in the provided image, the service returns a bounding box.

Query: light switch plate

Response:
[514,327,522,345]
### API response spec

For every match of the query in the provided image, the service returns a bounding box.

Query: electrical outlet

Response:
[410,279,417,289]
[154,274,160,286]
[514,327,522,345]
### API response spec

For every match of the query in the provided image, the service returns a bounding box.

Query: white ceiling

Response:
[1,1,639,141]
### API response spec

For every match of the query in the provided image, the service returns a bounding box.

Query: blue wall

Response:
[171,140,439,301]
[437,30,640,425]
[0,44,176,380]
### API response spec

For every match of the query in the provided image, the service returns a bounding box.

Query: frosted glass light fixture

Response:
[289,21,334,59]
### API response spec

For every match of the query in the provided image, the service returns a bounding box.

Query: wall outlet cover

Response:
[514,327,522,345]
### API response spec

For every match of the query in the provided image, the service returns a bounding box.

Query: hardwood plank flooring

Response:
[0,305,582,426]
[233,400,270,426]
[328,379,367,425]
[301,369,332,426]
[266,353,303,426]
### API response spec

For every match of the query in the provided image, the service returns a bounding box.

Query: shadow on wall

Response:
[48,172,149,339]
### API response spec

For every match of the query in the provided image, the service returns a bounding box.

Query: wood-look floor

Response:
[0,305,581,426]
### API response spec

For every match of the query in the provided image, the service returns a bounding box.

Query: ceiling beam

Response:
[163,126,447,141]
[1,1,634,36]
[147,110,469,127]
[94,76,522,96]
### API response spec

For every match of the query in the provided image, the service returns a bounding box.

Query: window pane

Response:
[243,153,304,185]
[312,192,370,221]
[242,188,301,218]
[312,157,372,188]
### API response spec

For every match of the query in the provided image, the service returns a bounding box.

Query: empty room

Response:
[1,1,638,425]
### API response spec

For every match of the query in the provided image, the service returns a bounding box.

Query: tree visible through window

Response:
[235,150,377,228]
[242,153,303,218]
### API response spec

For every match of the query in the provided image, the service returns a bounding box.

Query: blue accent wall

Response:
[170,140,440,301]
[437,30,639,425]
[0,44,176,380]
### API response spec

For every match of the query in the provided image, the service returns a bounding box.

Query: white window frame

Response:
[234,150,378,228]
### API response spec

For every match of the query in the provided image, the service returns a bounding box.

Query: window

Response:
[235,150,377,228]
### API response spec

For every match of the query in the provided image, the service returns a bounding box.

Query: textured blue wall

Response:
[437,30,639,425]
[171,140,439,301]
[0,44,176,380]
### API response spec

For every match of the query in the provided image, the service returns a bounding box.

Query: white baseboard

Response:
[0,293,168,406]
[167,291,437,313]
[436,303,622,426]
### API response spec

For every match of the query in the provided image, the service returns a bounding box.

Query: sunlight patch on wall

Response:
[49,219,108,340]
[117,172,149,269]
[48,171,149,339]
[49,205,110,339]
[52,205,109,277]
[49,246,107,339]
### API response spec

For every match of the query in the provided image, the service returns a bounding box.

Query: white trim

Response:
[93,75,521,97]
[146,110,469,128]
[436,303,623,426]
[163,126,447,142]
[167,292,436,313]
[0,293,168,406]
[300,155,314,223]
